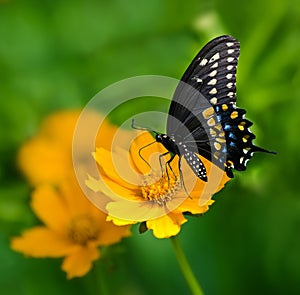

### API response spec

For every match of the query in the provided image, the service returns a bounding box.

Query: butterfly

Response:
[134,35,275,182]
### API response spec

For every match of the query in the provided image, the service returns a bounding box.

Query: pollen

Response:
[141,173,179,206]
[68,215,100,245]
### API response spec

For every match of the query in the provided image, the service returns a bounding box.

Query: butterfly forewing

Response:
[166,36,240,171]
[153,35,274,181]
[167,35,240,131]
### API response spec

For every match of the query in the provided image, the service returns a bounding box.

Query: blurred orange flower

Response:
[13,109,132,278]
[17,110,129,186]
[86,131,231,239]
[11,177,131,279]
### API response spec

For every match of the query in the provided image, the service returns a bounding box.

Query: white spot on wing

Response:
[226,42,234,47]
[226,73,233,79]
[211,62,218,68]
[209,88,217,95]
[228,49,235,54]
[200,58,208,66]
[227,82,233,88]
[207,78,217,85]
[209,52,220,63]
[209,70,217,77]
[227,57,234,63]
[210,97,217,104]
[227,65,234,70]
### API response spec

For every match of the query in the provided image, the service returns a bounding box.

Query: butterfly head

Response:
[155,134,163,143]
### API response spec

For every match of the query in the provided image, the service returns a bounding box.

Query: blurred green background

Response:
[1,0,300,294]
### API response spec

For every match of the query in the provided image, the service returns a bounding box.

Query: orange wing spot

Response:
[207,118,216,126]
[213,151,220,159]
[238,121,247,131]
[202,107,215,119]
[210,128,217,137]
[222,104,228,111]
[214,124,223,131]
[214,142,222,150]
[226,160,234,167]
[216,137,226,143]
[230,111,239,119]
[242,135,250,142]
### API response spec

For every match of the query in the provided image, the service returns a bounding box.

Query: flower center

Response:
[68,215,100,245]
[141,172,179,206]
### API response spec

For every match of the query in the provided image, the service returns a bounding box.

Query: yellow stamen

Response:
[68,215,100,245]
[141,173,179,206]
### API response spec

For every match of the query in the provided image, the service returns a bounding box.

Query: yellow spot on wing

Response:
[215,124,222,131]
[226,160,234,167]
[214,142,221,150]
[216,137,226,143]
[210,128,217,137]
[242,135,249,142]
[202,107,214,119]
[207,118,216,126]
[238,121,247,131]
[230,111,239,119]
[222,104,228,111]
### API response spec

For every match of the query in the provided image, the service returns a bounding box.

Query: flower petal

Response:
[106,199,173,222]
[31,185,71,234]
[106,215,137,226]
[60,176,97,216]
[93,148,139,191]
[146,212,187,239]
[40,110,81,150]
[95,219,131,246]
[130,132,170,174]
[86,174,140,202]
[11,227,76,257]
[177,198,214,215]
[61,245,100,279]
[17,137,71,186]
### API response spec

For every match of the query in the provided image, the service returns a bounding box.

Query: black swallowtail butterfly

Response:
[134,35,275,182]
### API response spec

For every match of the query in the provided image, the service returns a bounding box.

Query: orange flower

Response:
[17,110,130,186]
[86,131,231,239]
[13,109,133,278]
[11,177,131,279]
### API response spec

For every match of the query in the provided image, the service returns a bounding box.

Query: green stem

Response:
[92,260,109,295]
[170,236,205,295]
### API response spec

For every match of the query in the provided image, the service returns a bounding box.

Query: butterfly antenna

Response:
[137,141,157,169]
[131,119,159,135]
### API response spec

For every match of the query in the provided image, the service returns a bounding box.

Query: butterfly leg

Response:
[165,154,177,181]
[158,152,171,179]
[178,155,192,199]
[158,152,177,188]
